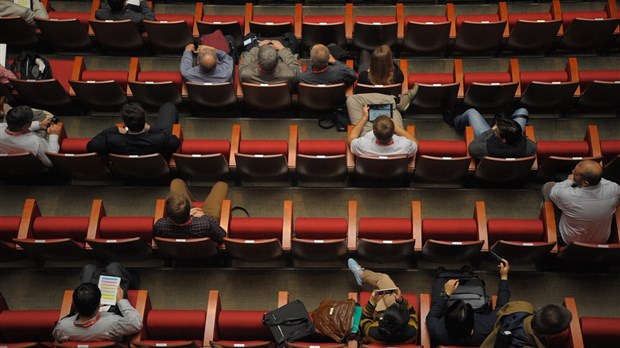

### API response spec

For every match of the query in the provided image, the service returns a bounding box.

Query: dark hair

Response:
[5,105,34,132]
[378,303,410,338]
[532,304,572,335]
[73,283,102,317]
[496,117,522,144]
[120,102,146,132]
[165,193,191,224]
[372,115,395,145]
[445,300,474,339]
[107,0,125,12]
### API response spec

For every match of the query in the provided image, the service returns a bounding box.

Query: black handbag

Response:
[263,300,315,347]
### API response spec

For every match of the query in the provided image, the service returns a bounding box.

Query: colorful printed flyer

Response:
[98,275,121,306]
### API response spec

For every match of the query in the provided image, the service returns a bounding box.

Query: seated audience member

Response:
[348,104,417,157]
[357,45,404,86]
[2,97,56,138]
[480,302,572,348]
[154,178,228,242]
[447,108,536,160]
[53,263,142,342]
[87,102,180,158]
[427,259,510,347]
[348,259,418,344]
[0,0,48,27]
[239,40,301,86]
[0,63,16,87]
[542,160,620,245]
[95,0,155,32]
[0,105,61,167]
[296,44,356,86]
[181,43,233,83]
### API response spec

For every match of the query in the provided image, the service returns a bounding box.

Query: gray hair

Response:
[310,44,329,71]
[257,45,278,73]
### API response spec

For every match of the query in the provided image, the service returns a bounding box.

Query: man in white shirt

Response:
[348,104,417,157]
[0,0,49,27]
[542,160,620,245]
[0,105,61,167]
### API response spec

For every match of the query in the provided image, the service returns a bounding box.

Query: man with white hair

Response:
[239,39,301,86]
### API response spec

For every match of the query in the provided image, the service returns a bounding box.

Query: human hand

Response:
[190,207,205,218]
[144,123,151,132]
[370,289,382,304]
[499,259,509,280]
[116,286,124,303]
[393,287,403,303]
[118,126,128,135]
[270,40,285,51]
[328,54,336,64]
[47,124,61,135]
[567,173,575,183]
[362,105,369,121]
[258,40,271,47]
[185,43,195,52]
[40,116,53,129]
[444,279,459,296]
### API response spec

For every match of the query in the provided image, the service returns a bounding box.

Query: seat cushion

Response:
[145,310,206,340]
[297,140,346,156]
[578,70,620,90]
[536,141,590,164]
[408,73,454,88]
[417,140,467,157]
[422,219,478,243]
[48,11,90,30]
[359,218,412,240]
[0,310,59,342]
[508,12,553,30]
[580,317,620,347]
[217,310,273,341]
[520,71,568,91]
[239,140,288,156]
[229,218,283,240]
[0,216,20,242]
[202,15,244,31]
[137,71,183,90]
[464,72,512,90]
[181,140,231,156]
[487,219,544,244]
[32,216,90,241]
[304,15,344,24]
[98,216,154,242]
[295,218,347,239]
[81,70,129,90]
[456,14,500,30]
[60,138,90,154]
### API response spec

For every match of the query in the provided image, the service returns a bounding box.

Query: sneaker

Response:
[442,110,456,127]
[395,84,419,113]
[348,258,364,286]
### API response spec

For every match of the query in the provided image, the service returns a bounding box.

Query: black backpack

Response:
[437,269,490,313]
[10,51,53,80]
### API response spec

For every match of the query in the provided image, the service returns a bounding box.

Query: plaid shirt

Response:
[153,215,226,243]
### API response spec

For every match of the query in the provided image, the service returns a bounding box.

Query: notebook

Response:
[98,275,121,306]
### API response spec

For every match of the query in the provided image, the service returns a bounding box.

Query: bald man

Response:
[180,43,233,83]
[542,160,620,245]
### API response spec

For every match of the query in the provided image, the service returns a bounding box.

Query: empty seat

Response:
[297,83,347,115]
[248,3,297,38]
[293,125,349,187]
[302,15,346,52]
[406,61,459,112]
[351,3,397,51]
[416,201,486,263]
[452,9,506,55]
[144,16,194,53]
[196,2,245,48]
[48,136,114,182]
[487,201,558,264]
[185,81,238,113]
[502,2,561,53]
[0,16,39,48]
[172,125,231,185]
[0,293,59,347]
[601,140,620,183]
[240,82,293,114]
[0,152,48,179]
[69,56,128,112]
[575,68,620,110]
[580,316,620,347]
[13,199,89,261]
[456,59,519,113]
[554,0,620,52]
[128,58,184,108]
[402,5,451,56]
[35,17,93,52]
[220,200,291,263]
[412,126,471,186]
[518,58,579,111]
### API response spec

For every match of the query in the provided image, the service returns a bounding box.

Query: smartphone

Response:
[377,287,397,295]
[50,116,59,124]
[489,250,504,264]
[368,103,393,122]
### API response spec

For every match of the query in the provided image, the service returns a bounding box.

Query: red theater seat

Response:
[294,125,349,187]
[580,317,620,347]
[128,57,184,108]
[69,56,128,112]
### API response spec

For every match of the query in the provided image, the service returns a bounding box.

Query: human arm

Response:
[32,0,49,19]
[217,49,234,82]
[348,105,369,146]
[193,215,226,243]
[34,124,60,167]
[162,134,181,156]
[549,178,578,210]
[238,47,259,82]
[394,124,415,142]
[110,289,143,339]
[495,259,511,308]
[180,47,195,79]
[332,60,357,85]
[86,127,120,154]
[271,41,301,74]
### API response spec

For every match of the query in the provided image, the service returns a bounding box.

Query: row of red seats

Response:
[4,123,616,187]
[2,289,617,348]
[2,197,618,266]
[3,54,619,117]
[1,1,618,56]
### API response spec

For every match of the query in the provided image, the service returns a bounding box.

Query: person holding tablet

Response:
[347,104,417,157]
[348,258,418,344]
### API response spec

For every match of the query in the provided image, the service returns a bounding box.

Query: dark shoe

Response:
[442,110,456,127]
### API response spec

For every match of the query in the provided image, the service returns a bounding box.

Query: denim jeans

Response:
[454,108,528,137]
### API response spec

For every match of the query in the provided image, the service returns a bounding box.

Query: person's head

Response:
[165,192,192,224]
[310,44,330,72]
[120,102,146,132]
[257,45,278,74]
[198,47,218,73]
[378,303,410,338]
[531,304,572,336]
[572,160,603,187]
[107,0,125,12]
[445,300,475,339]
[5,105,34,132]
[372,115,395,145]
[495,117,523,144]
[73,283,102,318]
[369,45,395,85]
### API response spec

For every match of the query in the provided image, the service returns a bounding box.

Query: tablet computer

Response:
[368,103,393,122]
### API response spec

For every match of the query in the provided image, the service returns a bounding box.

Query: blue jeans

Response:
[454,108,528,137]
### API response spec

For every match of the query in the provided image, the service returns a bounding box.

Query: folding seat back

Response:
[354,155,411,186]
[185,82,238,111]
[413,139,470,186]
[506,19,562,53]
[70,57,129,111]
[410,82,459,111]
[0,309,60,345]
[0,16,39,48]
[250,14,294,38]
[354,83,401,96]
[143,19,193,53]
[601,140,620,183]
[108,153,172,180]
[297,83,347,113]
[241,83,292,113]
[49,137,114,181]
[197,14,245,48]
[174,139,231,184]
[234,139,290,186]
[519,65,579,110]
[0,152,48,179]
[453,14,506,54]
[89,19,146,53]
[403,15,451,55]
[225,217,285,262]
[352,17,398,50]
[34,18,93,51]
[580,317,620,347]
[577,70,620,109]
[462,71,518,112]
[357,209,414,263]
[473,156,536,185]
[129,67,184,108]
[296,139,348,187]
[10,58,74,113]
[560,18,620,51]
[302,16,346,51]
[292,217,348,262]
